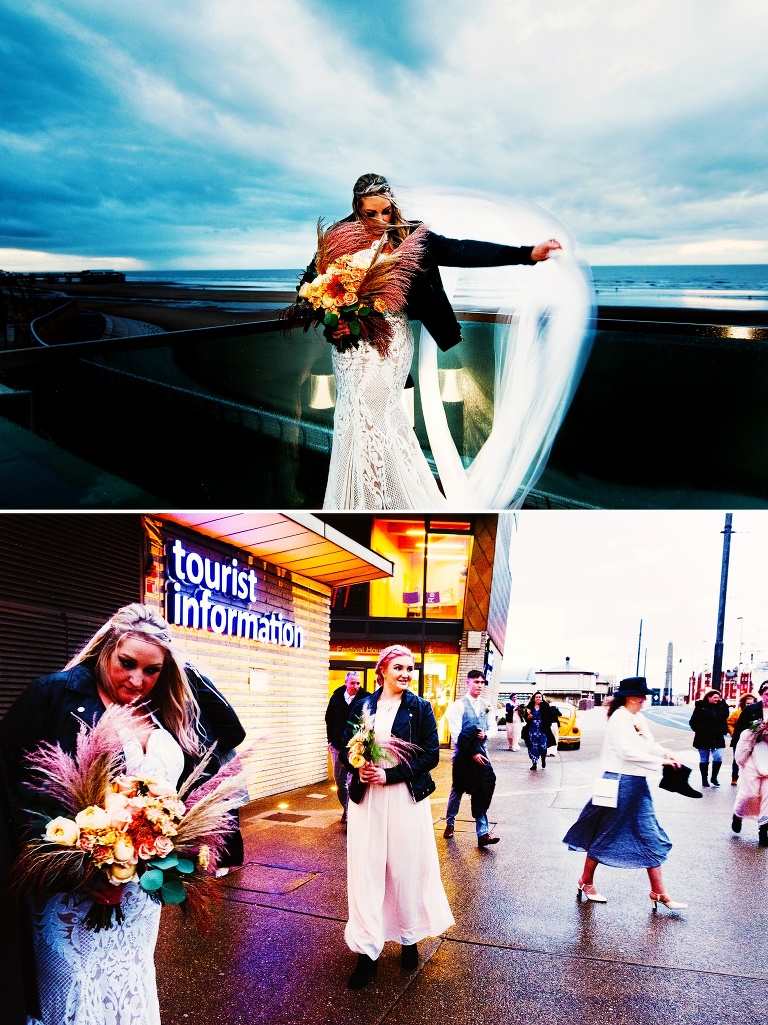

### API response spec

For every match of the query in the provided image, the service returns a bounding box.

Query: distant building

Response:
[534,656,598,703]
[323,513,513,743]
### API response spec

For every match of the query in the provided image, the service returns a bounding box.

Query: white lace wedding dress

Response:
[324,313,447,510]
[30,727,185,1025]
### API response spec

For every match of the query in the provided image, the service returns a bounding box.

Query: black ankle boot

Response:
[759,824,768,848]
[699,764,709,787]
[401,943,419,970]
[348,953,378,990]
[710,762,721,787]
[732,814,742,833]
[541,752,547,767]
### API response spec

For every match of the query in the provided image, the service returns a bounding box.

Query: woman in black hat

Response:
[563,677,688,911]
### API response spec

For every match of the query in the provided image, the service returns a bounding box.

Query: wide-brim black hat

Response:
[616,676,653,697]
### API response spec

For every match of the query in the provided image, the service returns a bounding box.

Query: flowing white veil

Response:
[397,188,595,509]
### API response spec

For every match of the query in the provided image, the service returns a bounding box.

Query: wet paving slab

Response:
[155,709,767,1024]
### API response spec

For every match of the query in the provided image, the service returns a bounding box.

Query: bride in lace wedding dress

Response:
[30,727,184,1025]
[0,604,246,1025]
[296,174,588,511]
[325,304,446,509]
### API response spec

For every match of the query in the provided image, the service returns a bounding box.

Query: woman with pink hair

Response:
[340,645,453,989]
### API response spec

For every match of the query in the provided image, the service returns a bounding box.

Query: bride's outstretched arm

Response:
[531,239,562,261]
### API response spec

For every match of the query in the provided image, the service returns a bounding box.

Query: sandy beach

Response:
[32,280,296,332]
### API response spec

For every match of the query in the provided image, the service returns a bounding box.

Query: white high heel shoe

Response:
[577,880,607,903]
[649,891,688,911]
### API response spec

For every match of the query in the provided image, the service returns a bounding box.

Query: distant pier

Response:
[10,269,126,285]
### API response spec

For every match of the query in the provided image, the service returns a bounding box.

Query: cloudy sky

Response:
[504,510,768,692]
[2,0,767,270]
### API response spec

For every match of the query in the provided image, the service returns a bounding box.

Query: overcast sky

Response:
[503,510,768,692]
[2,0,767,271]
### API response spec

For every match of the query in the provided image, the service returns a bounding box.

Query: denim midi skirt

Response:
[563,773,672,869]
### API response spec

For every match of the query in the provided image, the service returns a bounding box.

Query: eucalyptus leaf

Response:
[148,854,179,870]
[161,878,187,904]
[349,319,361,336]
[140,869,164,893]
[358,306,370,316]
[175,858,195,875]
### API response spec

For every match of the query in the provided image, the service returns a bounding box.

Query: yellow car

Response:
[556,702,581,750]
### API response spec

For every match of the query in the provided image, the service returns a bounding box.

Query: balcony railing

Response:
[0,302,765,509]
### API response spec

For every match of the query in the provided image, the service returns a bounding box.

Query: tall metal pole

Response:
[636,619,643,675]
[665,642,673,704]
[711,513,733,692]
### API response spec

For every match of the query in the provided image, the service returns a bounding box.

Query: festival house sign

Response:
[164,539,303,649]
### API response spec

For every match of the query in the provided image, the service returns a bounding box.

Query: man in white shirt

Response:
[443,670,500,848]
[325,671,365,823]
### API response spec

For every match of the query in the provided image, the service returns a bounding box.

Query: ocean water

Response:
[126,265,768,311]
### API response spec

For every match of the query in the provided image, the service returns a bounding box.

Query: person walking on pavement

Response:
[563,677,688,911]
[689,688,730,788]
[731,680,768,844]
[444,670,500,848]
[505,696,523,751]
[326,671,366,823]
[728,692,756,785]
[521,691,559,771]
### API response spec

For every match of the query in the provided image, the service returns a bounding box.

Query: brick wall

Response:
[455,628,503,725]
[143,520,332,800]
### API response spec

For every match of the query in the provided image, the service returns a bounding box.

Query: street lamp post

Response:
[711,513,733,694]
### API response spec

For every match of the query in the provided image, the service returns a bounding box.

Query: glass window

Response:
[329,651,421,697]
[422,651,459,744]
[425,532,472,619]
[369,519,427,618]
[369,519,472,620]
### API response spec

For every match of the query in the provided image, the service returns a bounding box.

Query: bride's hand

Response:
[331,321,351,341]
[531,239,562,261]
[359,763,386,785]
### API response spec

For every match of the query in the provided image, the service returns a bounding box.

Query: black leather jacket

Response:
[0,660,246,802]
[731,700,766,748]
[520,700,560,749]
[299,219,535,352]
[340,688,438,804]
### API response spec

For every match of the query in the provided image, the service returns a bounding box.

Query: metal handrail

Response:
[1,300,764,375]
[2,313,280,370]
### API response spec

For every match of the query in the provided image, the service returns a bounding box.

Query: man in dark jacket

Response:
[325,672,366,823]
[443,670,499,848]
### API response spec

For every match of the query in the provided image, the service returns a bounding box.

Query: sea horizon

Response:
[125,264,768,311]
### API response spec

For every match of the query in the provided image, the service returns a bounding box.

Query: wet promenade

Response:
[155,708,768,1025]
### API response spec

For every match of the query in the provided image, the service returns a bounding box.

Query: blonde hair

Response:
[374,644,415,686]
[351,173,411,248]
[66,603,201,756]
